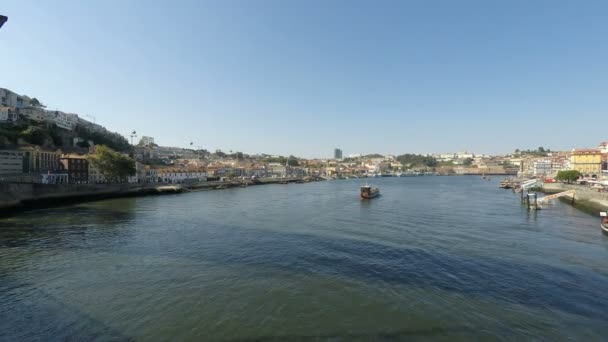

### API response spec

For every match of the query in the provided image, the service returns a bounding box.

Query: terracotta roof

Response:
[572,149,601,155]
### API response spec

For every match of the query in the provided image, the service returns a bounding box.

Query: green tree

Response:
[538,147,545,153]
[462,157,474,166]
[556,170,581,184]
[88,145,136,183]
[76,140,90,148]
[396,154,438,167]
[20,126,47,145]
[287,155,299,166]
[30,98,46,108]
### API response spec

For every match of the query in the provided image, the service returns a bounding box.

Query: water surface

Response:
[2,177,608,340]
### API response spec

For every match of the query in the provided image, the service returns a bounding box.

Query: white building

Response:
[456,151,475,159]
[0,106,17,122]
[41,173,68,184]
[157,170,207,183]
[532,159,552,176]
[437,153,456,162]
[0,150,24,175]
[0,88,32,108]
[139,136,155,146]
[47,111,78,130]
[88,163,106,184]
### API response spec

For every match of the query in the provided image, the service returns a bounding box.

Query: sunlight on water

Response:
[2,177,608,340]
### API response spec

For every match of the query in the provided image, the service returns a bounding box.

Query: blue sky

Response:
[2,0,607,158]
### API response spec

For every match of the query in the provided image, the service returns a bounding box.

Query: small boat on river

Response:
[360,185,380,199]
[601,212,608,234]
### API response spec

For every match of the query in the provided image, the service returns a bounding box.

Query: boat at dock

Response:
[360,185,380,199]
[601,212,608,234]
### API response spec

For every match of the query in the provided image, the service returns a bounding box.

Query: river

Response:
[1,176,608,340]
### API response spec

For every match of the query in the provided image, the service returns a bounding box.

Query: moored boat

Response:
[360,185,380,199]
[601,213,608,234]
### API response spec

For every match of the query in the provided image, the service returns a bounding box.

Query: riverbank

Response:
[0,177,312,215]
[541,182,608,214]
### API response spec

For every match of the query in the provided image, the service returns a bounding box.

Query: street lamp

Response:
[130,130,137,145]
[0,16,7,30]
[190,142,202,160]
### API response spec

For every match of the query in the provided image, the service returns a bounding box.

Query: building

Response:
[156,168,207,183]
[0,88,32,108]
[0,150,24,175]
[532,159,552,176]
[47,111,78,130]
[139,136,155,146]
[41,173,68,184]
[334,148,343,160]
[19,106,48,122]
[59,155,89,184]
[19,147,61,173]
[456,151,475,160]
[570,149,602,177]
[88,163,106,184]
[0,106,17,122]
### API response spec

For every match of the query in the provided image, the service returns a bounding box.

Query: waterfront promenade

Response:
[0,177,311,213]
[542,182,608,212]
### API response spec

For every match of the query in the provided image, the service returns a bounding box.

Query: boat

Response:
[601,212,608,234]
[360,185,380,199]
[499,179,513,189]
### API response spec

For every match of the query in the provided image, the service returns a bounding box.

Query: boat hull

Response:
[602,219,608,234]
[360,185,380,199]
[361,192,379,199]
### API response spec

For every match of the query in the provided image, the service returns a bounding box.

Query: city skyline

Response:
[2,1,608,158]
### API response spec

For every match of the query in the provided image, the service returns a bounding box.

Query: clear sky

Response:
[2,0,607,158]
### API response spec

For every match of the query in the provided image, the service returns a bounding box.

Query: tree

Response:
[88,145,136,183]
[462,157,474,166]
[396,154,438,167]
[515,149,520,153]
[20,126,46,145]
[30,98,46,108]
[538,147,545,153]
[556,170,581,184]
[287,155,299,166]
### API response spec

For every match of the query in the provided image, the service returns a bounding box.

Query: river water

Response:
[1,176,608,340]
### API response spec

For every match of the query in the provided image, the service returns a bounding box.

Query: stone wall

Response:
[0,182,159,210]
[542,182,608,212]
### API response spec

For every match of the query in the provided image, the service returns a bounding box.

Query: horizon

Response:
[2,0,608,158]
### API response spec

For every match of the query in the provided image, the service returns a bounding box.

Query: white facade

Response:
[0,88,32,108]
[48,111,78,130]
[139,136,155,146]
[157,170,207,183]
[41,173,68,184]
[157,171,207,183]
[88,164,106,184]
[0,106,17,122]
[456,151,475,159]
[532,159,552,176]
